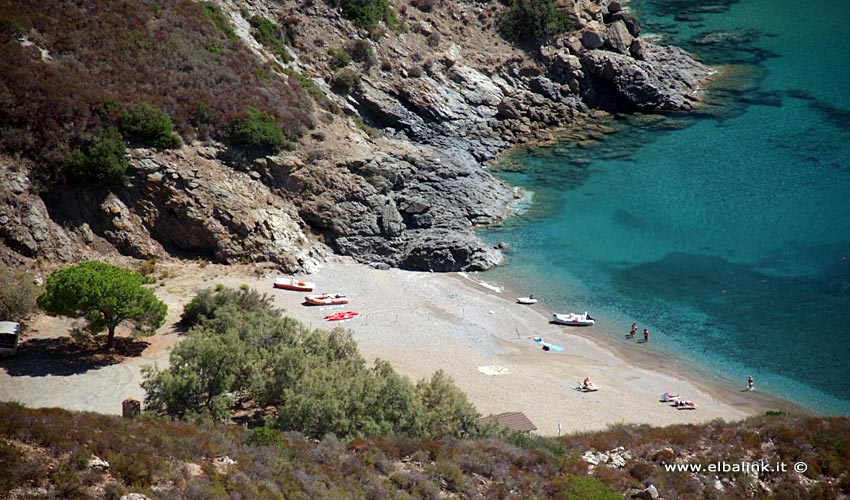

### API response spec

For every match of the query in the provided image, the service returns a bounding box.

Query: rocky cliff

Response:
[0,0,711,272]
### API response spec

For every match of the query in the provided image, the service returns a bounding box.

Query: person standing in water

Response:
[630,323,637,339]
[643,328,649,343]
[748,375,754,391]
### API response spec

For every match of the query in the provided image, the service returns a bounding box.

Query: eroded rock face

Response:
[278,146,516,271]
[0,0,713,273]
[0,162,79,265]
[580,42,711,110]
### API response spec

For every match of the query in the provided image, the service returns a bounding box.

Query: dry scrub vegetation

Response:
[0,0,314,174]
[2,402,849,499]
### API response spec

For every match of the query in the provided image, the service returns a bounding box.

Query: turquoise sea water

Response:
[480,0,850,413]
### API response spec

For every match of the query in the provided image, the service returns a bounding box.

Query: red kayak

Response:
[325,311,359,321]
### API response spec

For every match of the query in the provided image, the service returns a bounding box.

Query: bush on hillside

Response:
[345,39,377,67]
[0,265,39,320]
[64,128,128,186]
[328,47,351,70]
[282,68,340,114]
[337,0,398,30]
[332,68,361,94]
[0,1,314,173]
[250,16,293,62]
[498,0,573,45]
[199,1,237,41]
[226,108,293,152]
[120,102,181,149]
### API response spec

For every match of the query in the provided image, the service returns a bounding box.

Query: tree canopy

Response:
[37,261,167,349]
[498,0,574,45]
[143,285,490,439]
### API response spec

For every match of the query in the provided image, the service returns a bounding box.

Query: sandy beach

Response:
[0,257,801,435]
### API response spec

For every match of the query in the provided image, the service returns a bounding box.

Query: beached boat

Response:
[305,293,350,306]
[325,311,359,321]
[661,392,681,403]
[517,297,538,304]
[274,277,315,292]
[552,311,595,326]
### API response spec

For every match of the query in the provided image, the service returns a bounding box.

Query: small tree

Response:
[416,370,483,438]
[227,108,292,152]
[120,102,181,149]
[332,68,361,94]
[65,128,128,186]
[498,0,573,45]
[37,261,167,349]
[0,265,40,320]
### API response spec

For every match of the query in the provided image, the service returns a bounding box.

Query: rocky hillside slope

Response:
[2,402,848,499]
[0,0,711,273]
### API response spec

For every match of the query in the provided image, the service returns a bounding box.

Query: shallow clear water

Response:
[480,0,850,413]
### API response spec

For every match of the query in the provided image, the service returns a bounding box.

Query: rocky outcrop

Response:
[0,162,80,265]
[0,0,714,273]
[267,145,516,271]
[541,1,711,112]
[580,42,711,110]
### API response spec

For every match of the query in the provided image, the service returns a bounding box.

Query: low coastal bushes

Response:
[119,102,181,149]
[249,15,293,62]
[332,68,362,94]
[498,0,574,45]
[64,128,129,186]
[0,265,40,320]
[143,285,488,440]
[2,404,850,496]
[0,0,314,180]
[226,108,293,152]
[335,0,398,30]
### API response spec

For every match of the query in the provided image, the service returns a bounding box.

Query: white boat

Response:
[274,277,315,292]
[517,297,538,304]
[661,392,681,403]
[552,311,595,326]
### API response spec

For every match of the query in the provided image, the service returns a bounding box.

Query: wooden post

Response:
[122,398,141,418]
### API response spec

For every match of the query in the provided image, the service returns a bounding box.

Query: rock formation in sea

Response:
[0,0,711,272]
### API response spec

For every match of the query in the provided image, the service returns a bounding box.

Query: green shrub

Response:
[345,39,376,67]
[180,285,276,327]
[562,475,621,500]
[2,17,29,38]
[282,68,339,113]
[498,0,573,44]
[332,68,361,94]
[227,108,293,152]
[65,128,128,186]
[120,102,181,149]
[328,47,351,70]
[200,2,237,41]
[246,426,287,448]
[0,265,39,319]
[338,0,398,29]
[250,16,293,62]
[506,431,565,457]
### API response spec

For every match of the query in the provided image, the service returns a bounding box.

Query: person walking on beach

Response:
[643,328,649,343]
[748,375,754,391]
[630,323,637,339]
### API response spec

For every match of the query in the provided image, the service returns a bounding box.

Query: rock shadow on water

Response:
[612,252,850,402]
[0,337,149,377]
[808,99,850,133]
